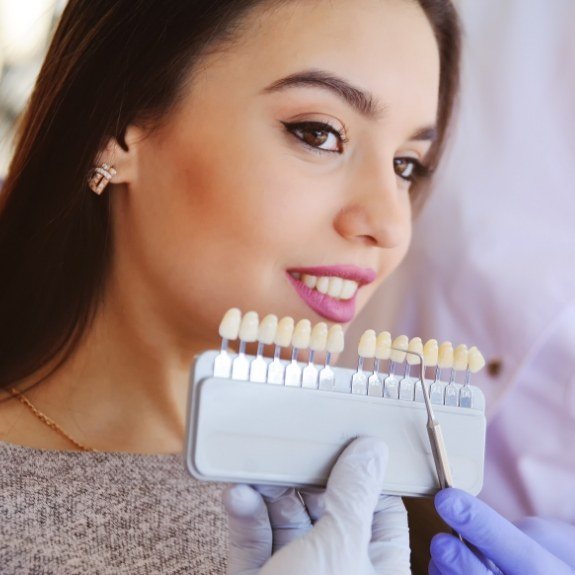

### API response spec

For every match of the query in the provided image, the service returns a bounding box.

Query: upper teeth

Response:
[296,273,359,300]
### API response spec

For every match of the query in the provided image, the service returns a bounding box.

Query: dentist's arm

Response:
[429,488,575,575]
[224,437,411,575]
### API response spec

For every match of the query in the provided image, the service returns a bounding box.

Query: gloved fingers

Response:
[428,558,442,575]
[435,488,572,575]
[430,534,494,575]
[299,487,325,523]
[514,517,575,566]
[223,484,272,574]
[255,485,313,552]
[369,495,410,574]
[323,436,389,536]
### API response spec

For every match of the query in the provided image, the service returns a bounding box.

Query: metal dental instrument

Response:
[392,346,454,489]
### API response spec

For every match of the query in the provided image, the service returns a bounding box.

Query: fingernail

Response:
[430,534,460,564]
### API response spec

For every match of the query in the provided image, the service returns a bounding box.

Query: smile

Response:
[286,265,376,323]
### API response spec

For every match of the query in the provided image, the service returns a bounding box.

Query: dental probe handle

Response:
[426,419,454,489]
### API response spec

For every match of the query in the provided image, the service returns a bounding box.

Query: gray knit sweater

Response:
[0,441,228,574]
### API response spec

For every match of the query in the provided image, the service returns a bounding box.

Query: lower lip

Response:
[286,274,357,323]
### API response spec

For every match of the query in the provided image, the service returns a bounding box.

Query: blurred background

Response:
[0,0,65,174]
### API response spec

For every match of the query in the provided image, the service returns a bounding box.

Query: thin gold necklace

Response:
[9,388,96,452]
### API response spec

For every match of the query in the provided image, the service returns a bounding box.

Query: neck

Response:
[12,289,209,454]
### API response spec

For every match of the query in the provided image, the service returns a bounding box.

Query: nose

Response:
[333,152,411,248]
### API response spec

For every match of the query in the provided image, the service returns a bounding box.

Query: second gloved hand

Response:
[224,436,410,575]
[429,488,575,575]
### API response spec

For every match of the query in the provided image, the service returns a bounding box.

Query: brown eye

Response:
[283,121,346,153]
[302,129,329,147]
[393,158,416,180]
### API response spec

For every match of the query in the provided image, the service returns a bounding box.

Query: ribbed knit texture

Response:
[0,441,228,574]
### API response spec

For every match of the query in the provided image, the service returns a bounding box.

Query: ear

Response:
[94,126,145,186]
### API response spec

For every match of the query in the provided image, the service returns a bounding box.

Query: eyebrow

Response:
[262,69,437,141]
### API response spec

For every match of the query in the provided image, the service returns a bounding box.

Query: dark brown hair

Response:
[0,0,460,390]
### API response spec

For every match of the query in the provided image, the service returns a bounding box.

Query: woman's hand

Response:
[429,488,575,575]
[223,437,410,575]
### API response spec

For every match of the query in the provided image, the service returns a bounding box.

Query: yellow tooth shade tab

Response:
[406,337,424,365]
[390,335,409,363]
[453,344,469,371]
[438,341,454,369]
[309,322,328,352]
[326,325,345,354]
[258,314,278,345]
[375,331,392,360]
[292,319,312,349]
[358,330,376,358]
[219,308,242,340]
[275,317,295,347]
[238,311,259,342]
[468,346,486,373]
[423,339,439,366]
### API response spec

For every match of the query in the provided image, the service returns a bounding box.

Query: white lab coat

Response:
[341,0,575,522]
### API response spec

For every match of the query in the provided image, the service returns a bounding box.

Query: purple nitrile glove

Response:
[223,437,410,575]
[429,487,575,575]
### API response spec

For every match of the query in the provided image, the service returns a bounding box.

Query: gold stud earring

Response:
[88,163,117,195]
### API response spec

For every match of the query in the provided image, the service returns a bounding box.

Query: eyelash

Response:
[282,120,432,184]
[282,120,348,155]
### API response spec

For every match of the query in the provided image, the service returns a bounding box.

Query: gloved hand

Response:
[429,487,575,575]
[223,437,410,575]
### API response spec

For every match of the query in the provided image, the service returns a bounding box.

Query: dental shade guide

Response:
[186,308,487,497]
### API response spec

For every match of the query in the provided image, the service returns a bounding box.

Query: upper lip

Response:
[286,265,377,286]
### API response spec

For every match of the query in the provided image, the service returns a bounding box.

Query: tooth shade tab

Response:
[375,331,392,360]
[406,337,424,365]
[292,319,312,349]
[302,274,317,289]
[275,317,295,347]
[453,344,469,371]
[310,322,328,351]
[390,335,409,363]
[438,342,454,369]
[358,330,376,358]
[258,314,278,345]
[239,311,259,342]
[468,346,486,373]
[423,339,439,366]
[326,325,345,354]
[219,308,241,340]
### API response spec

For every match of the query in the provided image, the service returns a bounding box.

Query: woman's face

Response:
[113,0,440,350]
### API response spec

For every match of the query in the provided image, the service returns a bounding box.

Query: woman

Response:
[0,0,460,572]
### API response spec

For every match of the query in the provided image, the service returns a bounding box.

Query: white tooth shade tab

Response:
[219,308,241,340]
[302,274,317,289]
[423,339,439,366]
[406,337,424,365]
[292,319,311,349]
[453,344,469,371]
[310,322,328,351]
[238,311,259,342]
[258,314,278,345]
[316,276,330,294]
[275,317,295,347]
[438,342,454,369]
[358,330,376,358]
[326,325,345,354]
[468,346,486,373]
[390,335,409,362]
[375,331,392,360]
